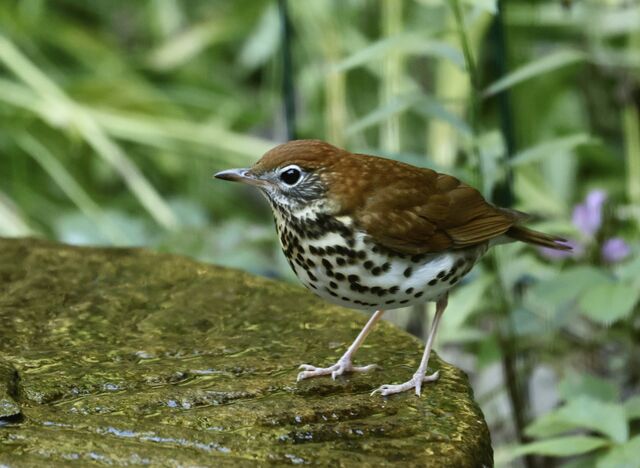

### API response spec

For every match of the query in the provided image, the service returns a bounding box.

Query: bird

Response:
[214,139,570,397]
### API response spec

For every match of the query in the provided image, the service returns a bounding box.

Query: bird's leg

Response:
[297,309,384,381]
[371,293,448,397]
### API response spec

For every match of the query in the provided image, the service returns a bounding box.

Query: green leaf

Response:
[596,436,640,468]
[0,191,33,237]
[578,282,640,325]
[528,266,612,307]
[411,95,472,136]
[483,49,586,97]
[238,4,280,70]
[559,372,619,403]
[511,435,608,458]
[462,0,497,14]
[440,275,492,344]
[526,396,628,444]
[509,133,594,167]
[17,134,130,245]
[623,395,640,421]
[334,34,464,72]
[624,104,640,206]
[346,94,415,135]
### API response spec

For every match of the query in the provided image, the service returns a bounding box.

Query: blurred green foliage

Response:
[0,0,639,466]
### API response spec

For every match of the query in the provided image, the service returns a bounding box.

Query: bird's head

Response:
[214,140,345,214]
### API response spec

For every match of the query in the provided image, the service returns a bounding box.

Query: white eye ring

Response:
[279,165,303,186]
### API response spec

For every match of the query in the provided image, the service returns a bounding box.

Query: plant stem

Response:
[278,0,297,141]
[380,0,403,153]
[450,0,480,136]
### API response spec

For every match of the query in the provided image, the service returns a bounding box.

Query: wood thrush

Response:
[215,140,569,396]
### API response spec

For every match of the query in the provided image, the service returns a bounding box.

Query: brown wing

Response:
[325,153,518,254]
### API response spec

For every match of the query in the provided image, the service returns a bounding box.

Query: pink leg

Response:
[297,309,384,381]
[371,294,448,397]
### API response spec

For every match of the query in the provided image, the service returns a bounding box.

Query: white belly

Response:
[284,229,481,311]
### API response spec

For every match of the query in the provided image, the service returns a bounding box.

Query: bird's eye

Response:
[279,167,302,185]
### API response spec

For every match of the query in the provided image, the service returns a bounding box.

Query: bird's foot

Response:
[370,369,440,397]
[296,357,378,381]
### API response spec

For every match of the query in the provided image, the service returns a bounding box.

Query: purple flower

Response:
[601,237,631,263]
[572,189,607,237]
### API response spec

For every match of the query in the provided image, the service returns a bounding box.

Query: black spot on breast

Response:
[309,245,318,255]
[306,258,316,268]
[371,286,381,294]
[322,258,332,270]
[382,262,391,272]
[308,271,317,281]
[405,287,414,294]
[330,281,338,289]
[357,250,367,260]
[414,291,424,298]
[334,272,345,281]
[363,260,374,269]
[385,299,396,305]
[336,257,346,266]
[428,279,437,286]
[411,254,425,263]
[309,283,317,289]
[450,277,459,285]
[341,296,350,302]
[404,267,413,278]
[400,299,409,304]
[437,270,446,278]
[389,286,399,294]
[348,274,360,283]
[371,266,382,276]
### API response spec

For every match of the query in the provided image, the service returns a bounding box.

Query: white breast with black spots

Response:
[275,212,483,311]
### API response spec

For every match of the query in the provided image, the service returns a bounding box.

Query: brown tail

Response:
[506,225,572,251]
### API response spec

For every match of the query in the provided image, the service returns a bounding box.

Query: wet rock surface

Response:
[0,237,492,466]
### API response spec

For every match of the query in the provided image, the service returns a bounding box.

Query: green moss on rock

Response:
[0,238,492,466]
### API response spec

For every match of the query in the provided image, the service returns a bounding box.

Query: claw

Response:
[371,370,440,397]
[296,358,378,382]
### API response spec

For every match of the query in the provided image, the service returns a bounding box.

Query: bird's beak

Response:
[213,168,266,187]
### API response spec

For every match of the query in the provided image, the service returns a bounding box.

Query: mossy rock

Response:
[0,237,492,466]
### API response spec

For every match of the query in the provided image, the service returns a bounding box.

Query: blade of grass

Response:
[0,191,33,237]
[17,134,130,244]
[508,133,594,166]
[89,108,273,164]
[623,104,640,207]
[380,0,403,153]
[483,49,586,97]
[346,94,414,136]
[0,35,178,229]
[0,80,272,166]
[334,34,464,72]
